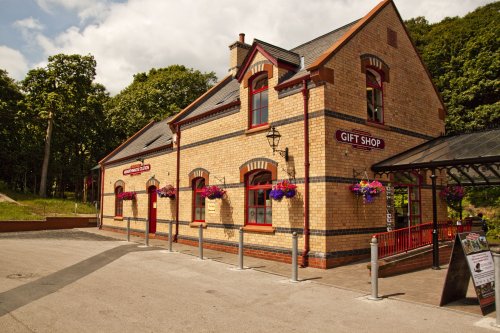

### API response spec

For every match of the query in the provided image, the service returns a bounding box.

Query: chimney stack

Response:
[229,33,251,77]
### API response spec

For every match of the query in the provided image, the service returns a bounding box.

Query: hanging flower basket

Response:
[201,185,226,200]
[349,180,385,203]
[118,191,136,201]
[439,185,464,211]
[270,180,297,201]
[157,185,176,199]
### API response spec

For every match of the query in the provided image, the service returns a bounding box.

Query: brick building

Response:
[99,0,448,268]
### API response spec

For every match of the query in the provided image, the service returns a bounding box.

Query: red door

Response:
[148,186,157,234]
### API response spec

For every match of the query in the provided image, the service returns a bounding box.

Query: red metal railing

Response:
[373,221,471,259]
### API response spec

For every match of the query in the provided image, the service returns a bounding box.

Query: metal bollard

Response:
[127,217,130,242]
[199,224,204,260]
[145,219,149,247]
[369,236,382,300]
[492,247,500,326]
[168,221,173,252]
[291,232,298,282]
[238,228,244,270]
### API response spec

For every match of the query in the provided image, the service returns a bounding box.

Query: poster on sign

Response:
[440,231,494,315]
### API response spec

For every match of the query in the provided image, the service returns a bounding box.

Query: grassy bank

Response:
[0,188,97,220]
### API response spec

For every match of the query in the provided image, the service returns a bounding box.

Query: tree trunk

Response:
[39,111,54,197]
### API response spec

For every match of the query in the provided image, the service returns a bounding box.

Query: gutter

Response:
[301,79,310,267]
[174,124,181,242]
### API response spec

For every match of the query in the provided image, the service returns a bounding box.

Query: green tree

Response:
[406,2,500,134]
[0,69,28,189]
[106,65,216,142]
[21,54,111,198]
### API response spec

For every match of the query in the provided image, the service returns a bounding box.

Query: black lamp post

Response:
[266,126,289,161]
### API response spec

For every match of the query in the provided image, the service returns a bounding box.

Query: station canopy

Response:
[372,128,500,186]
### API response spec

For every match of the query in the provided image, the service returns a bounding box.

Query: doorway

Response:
[393,172,421,229]
[148,185,157,234]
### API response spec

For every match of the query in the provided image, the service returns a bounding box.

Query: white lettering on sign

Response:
[123,164,151,176]
[335,129,385,150]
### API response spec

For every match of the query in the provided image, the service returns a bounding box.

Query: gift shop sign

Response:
[335,129,385,151]
[123,164,151,176]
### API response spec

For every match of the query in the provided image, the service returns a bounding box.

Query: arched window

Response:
[115,186,123,217]
[250,73,268,128]
[246,170,272,226]
[193,177,206,222]
[366,68,383,123]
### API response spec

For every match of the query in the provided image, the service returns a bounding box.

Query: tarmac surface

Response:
[0,228,498,332]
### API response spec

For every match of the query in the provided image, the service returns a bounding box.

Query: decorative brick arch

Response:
[114,180,125,190]
[146,176,159,190]
[189,168,210,184]
[239,158,278,182]
[242,61,274,88]
[360,54,390,83]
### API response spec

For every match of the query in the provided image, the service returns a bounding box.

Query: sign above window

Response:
[335,129,385,151]
[123,164,151,176]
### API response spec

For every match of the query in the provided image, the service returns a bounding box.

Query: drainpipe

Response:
[99,166,105,229]
[301,79,310,267]
[174,124,181,242]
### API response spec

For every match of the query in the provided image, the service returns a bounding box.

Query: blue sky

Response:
[0,0,494,95]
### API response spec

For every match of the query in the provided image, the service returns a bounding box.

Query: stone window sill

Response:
[114,216,123,221]
[190,222,208,228]
[245,124,270,135]
[365,120,390,131]
[242,225,275,233]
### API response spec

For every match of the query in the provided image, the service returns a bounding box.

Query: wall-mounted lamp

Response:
[136,158,144,165]
[266,126,289,161]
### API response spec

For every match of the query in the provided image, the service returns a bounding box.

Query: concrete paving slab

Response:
[0,228,497,332]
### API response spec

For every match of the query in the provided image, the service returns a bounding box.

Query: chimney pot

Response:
[239,33,245,43]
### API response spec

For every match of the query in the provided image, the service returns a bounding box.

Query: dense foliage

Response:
[405,1,499,134]
[0,59,215,199]
[106,65,216,143]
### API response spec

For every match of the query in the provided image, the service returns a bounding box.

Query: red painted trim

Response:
[249,73,269,128]
[301,79,310,267]
[277,60,298,71]
[274,75,311,91]
[174,124,181,242]
[99,120,155,164]
[366,66,385,124]
[192,177,206,222]
[176,100,241,126]
[245,171,273,226]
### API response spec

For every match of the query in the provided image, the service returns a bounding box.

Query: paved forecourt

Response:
[0,229,496,332]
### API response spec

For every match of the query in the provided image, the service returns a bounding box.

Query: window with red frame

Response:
[115,186,123,217]
[366,68,383,123]
[193,178,206,222]
[250,73,268,128]
[246,171,272,226]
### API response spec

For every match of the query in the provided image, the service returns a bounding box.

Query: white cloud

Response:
[35,0,113,22]
[0,46,29,80]
[24,0,495,95]
[13,17,44,31]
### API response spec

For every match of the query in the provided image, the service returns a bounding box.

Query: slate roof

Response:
[281,20,359,83]
[105,117,173,164]
[174,78,240,124]
[254,39,300,66]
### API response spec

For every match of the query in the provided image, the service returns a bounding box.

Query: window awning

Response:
[372,128,500,186]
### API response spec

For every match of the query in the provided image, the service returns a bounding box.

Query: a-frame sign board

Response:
[440,232,495,315]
